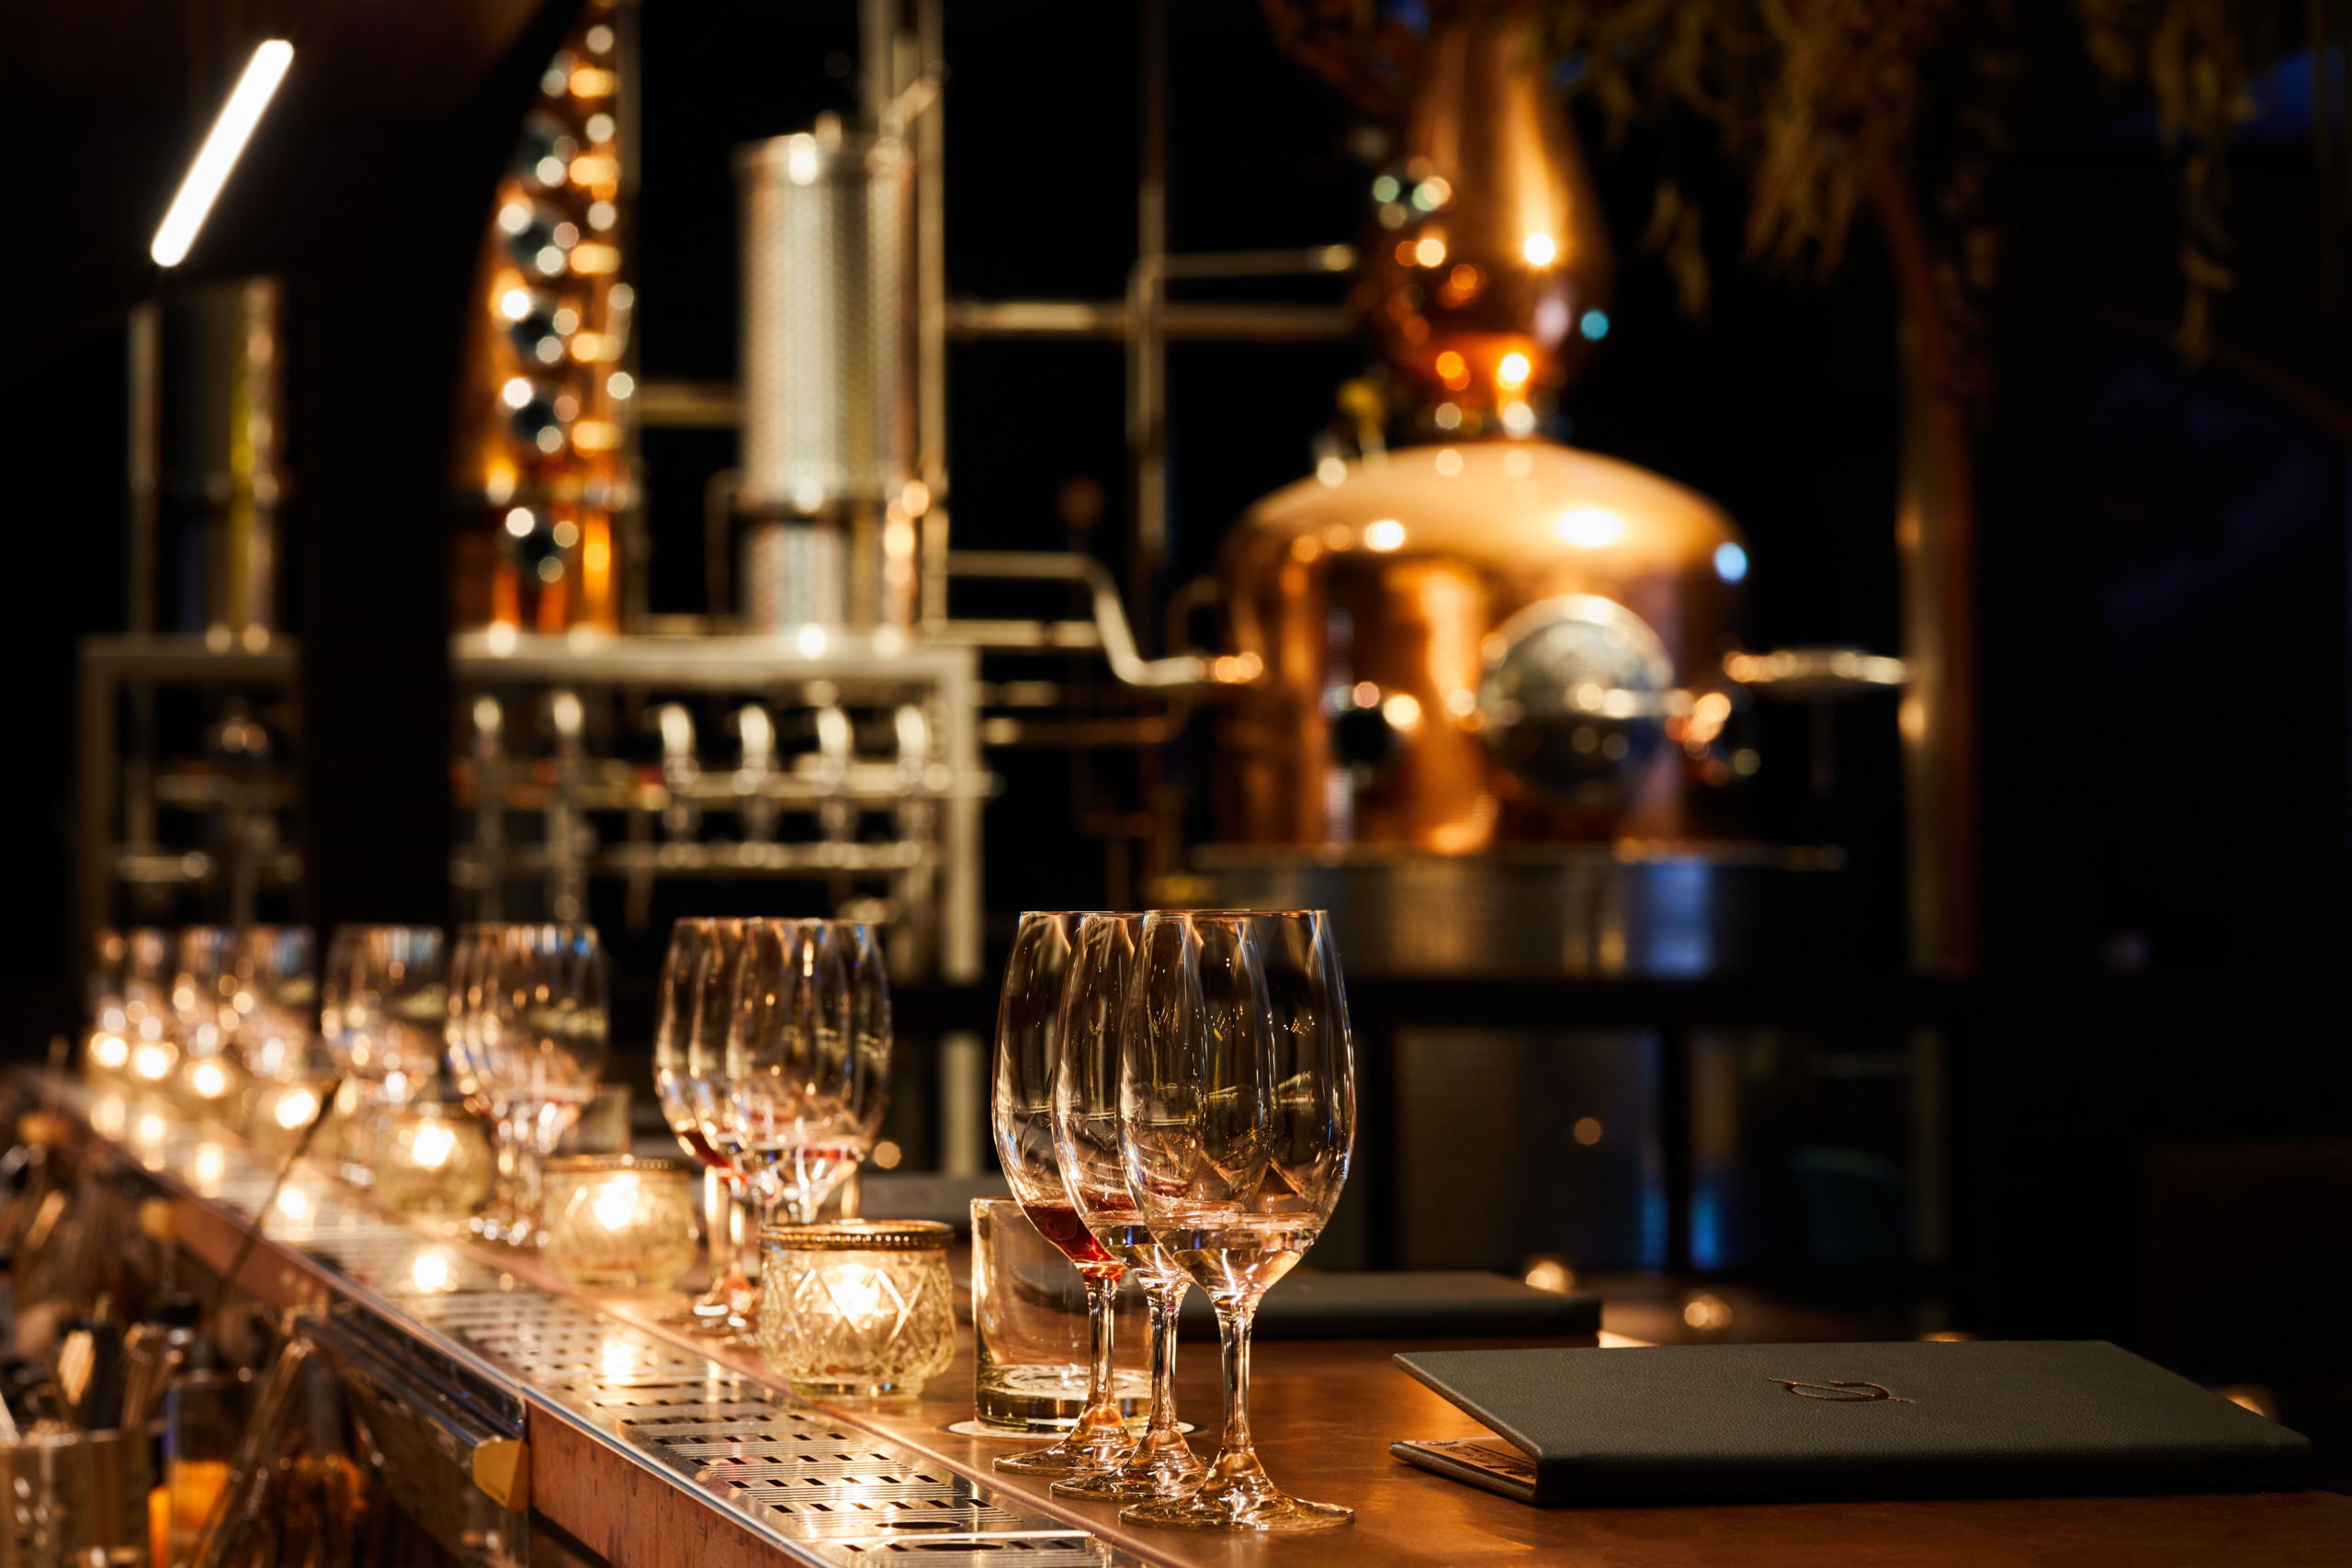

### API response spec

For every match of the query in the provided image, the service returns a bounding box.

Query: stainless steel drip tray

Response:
[51,1079,1131,1568]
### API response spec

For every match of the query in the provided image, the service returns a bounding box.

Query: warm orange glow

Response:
[582,514,614,626]
[569,66,616,98]
[1523,233,1557,266]
[1433,350,1469,390]
[1685,691,1734,750]
[491,560,521,627]
[569,154,619,189]
[571,419,620,453]
[1496,352,1531,389]
[569,243,620,275]
[537,574,571,634]
[1414,235,1447,268]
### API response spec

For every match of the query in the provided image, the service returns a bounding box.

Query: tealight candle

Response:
[244,1077,334,1159]
[542,1156,699,1291]
[758,1222,955,1400]
[373,1105,494,1215]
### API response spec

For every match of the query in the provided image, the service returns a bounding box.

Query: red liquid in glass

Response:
[672,1122,731,1171]
[1022,1200,1123,1279]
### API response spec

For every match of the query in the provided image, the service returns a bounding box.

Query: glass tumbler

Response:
[970,1197,1148,1431]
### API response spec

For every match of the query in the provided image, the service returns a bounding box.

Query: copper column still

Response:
[450,0,634,636]
[1205,15,1774,976]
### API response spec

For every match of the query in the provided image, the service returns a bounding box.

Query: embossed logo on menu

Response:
[1769,1378,1913,1404]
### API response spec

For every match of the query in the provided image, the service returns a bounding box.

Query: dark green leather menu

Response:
[1392,1341,2311,1506]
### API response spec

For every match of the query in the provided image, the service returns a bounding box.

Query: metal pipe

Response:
[946,550,1218,687]
[861,0,895,130]
[703,468,741,620]
[127,303,159,637]
[916,0,949,629]
[952,299,1354,341]
[1131,0,1169,649]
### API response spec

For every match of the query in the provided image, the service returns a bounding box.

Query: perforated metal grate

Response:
[66,1085,1134,1568]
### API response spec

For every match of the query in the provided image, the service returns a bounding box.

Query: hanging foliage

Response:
[1261,0,2318,362]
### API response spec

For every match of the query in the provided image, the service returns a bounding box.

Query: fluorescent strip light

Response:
[150,39,295,267]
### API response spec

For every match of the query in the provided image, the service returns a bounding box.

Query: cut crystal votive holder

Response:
[759,1221,956,1401]
[543,1156,700,1291]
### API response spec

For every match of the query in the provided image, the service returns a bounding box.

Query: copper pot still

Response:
[1216,11,1747,860]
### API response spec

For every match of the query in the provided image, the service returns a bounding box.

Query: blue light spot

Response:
[1714,542,1748,583]
[1690,1190,1723,1272]
[1578,309,1610,341]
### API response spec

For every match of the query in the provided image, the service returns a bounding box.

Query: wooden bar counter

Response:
[46,1083,2352,1568]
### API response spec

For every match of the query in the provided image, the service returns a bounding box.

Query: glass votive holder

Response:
[244,1075,335,1161]
[542,1156,700,1291]
[758,1221,956,1401]
[175,1050,246,1123]
[372,1105,495,1214]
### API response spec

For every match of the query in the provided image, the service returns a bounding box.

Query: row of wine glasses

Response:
[990,908,1355,1534]
[87,924,328,1114]
[650,917,892,1332]
[444,924,611,1244]
[92,919,611,1253]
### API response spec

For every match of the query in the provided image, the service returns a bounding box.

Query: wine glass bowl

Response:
[224,925,318,1084]
[725,919,887,1228]
[1117,908,1355,1532]
[321,925,445,1106]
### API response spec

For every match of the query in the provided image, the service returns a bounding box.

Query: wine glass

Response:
[654,918,757,1330]
[989,910,1132,1479]
[725,919,876,1230]
[320,926,444,1106]
[475,924,609,1247]
[169,926,241,1113]
[170,926,235,1056]
[836,920,894,1190]
[1118,909,1355,1532]
[445,924,515,1239]
[1049,912,1204,1500]
[449,923,550,1245]
[225,926,316,1078]
[118,928,177,1086]
[322,925,445,1185]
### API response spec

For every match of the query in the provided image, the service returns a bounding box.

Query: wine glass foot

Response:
[1119,1484,1351,1533]
[1049,1458,1203,1501]
[992,1436,1134,1477]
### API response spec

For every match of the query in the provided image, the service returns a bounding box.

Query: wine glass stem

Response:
[489,1119,520,1211]
[731,1178,760,1284]
[701,1168,728,1284]
[1073,1271,1127,1437]
[1146,1278,1186,1439]
[1212,1299,1263,1479]
[514,1141,545,1226]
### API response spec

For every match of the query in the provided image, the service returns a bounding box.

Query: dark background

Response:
[5,0,2350,1396]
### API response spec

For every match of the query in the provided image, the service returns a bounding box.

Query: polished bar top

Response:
[47,1081,2352,1568]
